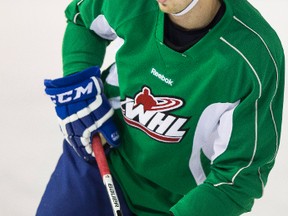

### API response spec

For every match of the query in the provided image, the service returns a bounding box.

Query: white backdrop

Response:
[0,1,287,215]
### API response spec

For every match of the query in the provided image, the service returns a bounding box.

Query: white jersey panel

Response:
[90,14,118,40]
[189,101,240,185]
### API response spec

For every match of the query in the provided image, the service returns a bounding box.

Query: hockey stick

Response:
[92,135,123,216]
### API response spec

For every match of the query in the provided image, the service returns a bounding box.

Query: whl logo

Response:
[121,87,189,143]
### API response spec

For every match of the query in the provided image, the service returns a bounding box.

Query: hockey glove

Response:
[44,66,120,161]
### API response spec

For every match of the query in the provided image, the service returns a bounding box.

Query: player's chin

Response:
[158,3,179,14]
[158,4,171,13]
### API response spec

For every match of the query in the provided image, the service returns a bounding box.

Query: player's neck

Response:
[168,0,222,30]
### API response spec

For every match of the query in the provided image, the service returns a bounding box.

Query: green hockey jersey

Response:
[62,0,285,215]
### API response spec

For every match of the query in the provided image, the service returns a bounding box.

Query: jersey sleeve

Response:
[62,0,112,76]
[170,38,285,216]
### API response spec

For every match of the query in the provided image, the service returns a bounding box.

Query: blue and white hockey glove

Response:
[44,66,120,161]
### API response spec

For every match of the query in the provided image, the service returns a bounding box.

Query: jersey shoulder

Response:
[225,0,283,53]
[65,0,158,30]
[221,0,284,75]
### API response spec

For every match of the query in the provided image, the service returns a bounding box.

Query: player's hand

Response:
[44,66,120,161]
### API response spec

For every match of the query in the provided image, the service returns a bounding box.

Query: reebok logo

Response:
[151,68,173,86]
[121,87,189,143]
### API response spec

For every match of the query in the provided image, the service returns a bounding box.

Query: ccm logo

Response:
[50,82,93,104]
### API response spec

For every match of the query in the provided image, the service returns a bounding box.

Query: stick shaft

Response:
[92,135,123,216]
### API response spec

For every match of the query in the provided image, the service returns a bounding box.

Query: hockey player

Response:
[37,0,285,215]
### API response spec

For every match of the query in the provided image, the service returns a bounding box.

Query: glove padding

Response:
[44,66,120,161]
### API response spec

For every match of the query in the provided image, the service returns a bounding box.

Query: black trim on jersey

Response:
[164,2,226,53]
